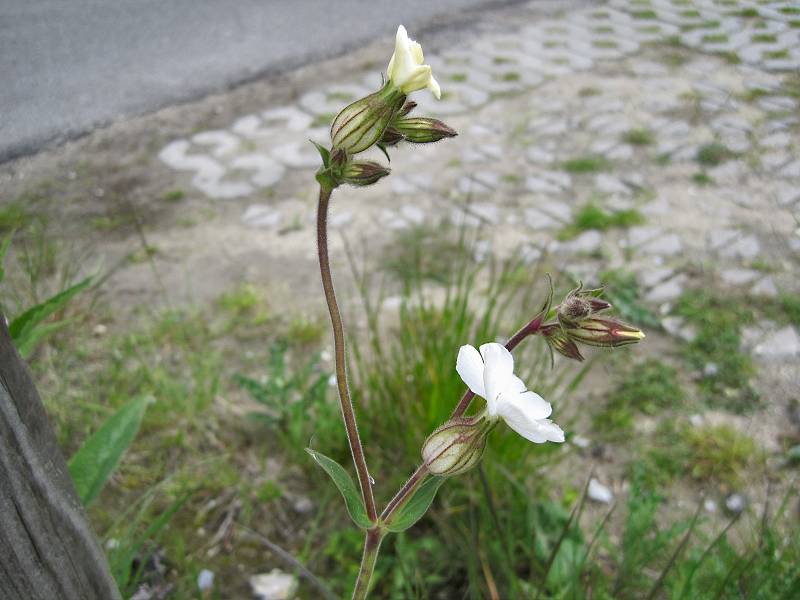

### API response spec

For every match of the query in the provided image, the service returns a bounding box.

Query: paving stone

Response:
[640,266,675,289]
[761,131,794,150]
[752,276,778,298]
[720,268,760,286]
[524,207,560,230]
[641,233,682,256]
[720,234,761,260]
[559,230,602,254]
[595,174,630,195]
[646,275,686,304]
[661,316,696,342]
[754,326,800,360]
[241,204,282,228]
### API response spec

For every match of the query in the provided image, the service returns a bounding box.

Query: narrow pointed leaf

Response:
[309,140,331,167]
[9,276,92,354]
[306,448,373,529]
[385,476,446,532]
[69,396,150,506]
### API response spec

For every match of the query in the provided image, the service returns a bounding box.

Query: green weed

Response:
[623,128,655,146]
[562,155,612,173]
[559,203,644,240]
[674,290,758,412]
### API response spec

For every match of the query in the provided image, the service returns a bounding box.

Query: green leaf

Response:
[309,140,331,168]
[9,276,92,356]
[69,396,150,506]
[306,448,373,529]
[384,476,446,532]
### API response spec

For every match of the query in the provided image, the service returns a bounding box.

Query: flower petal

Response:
[498,390,552,422]
[427,73,441,100]
[456,345,486,398]
[496,392,563,443]
[480,343,516,408]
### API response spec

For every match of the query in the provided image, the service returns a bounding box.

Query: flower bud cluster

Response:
[313,27,456,193]
[542,283,645,361]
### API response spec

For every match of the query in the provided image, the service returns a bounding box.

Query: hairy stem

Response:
[352,529,385,600]
[317,187,377,522]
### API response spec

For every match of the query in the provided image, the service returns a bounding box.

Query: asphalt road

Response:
[0,0,521,162]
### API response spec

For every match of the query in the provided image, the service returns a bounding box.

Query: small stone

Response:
[753,326,800,360]
[689,414,704,427]
[197,569,214,592]
[292,496,314,515]
[704,499,717,513]
[93,324,108,336]
[524,207,560,230]
[250,570,297,600]
[588,478,614,504]
[572,435,591,449]
[725,493,746,514]
[703,363,719,377]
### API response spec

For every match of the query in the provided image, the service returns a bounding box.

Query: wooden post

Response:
[0,318,121,599]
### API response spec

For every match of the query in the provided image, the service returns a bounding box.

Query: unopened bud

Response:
[421,415,493,476]
[341,160,390,186]
[541,324,584,361]
[379,126,404,147]
[564,317,645,348]
[398,100,417,117]
[330,83,407,155]
[557,283,612,328]
[393,117,458,144]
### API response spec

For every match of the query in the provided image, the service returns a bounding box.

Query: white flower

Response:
[387,25,441,99]
[456,343,565,444]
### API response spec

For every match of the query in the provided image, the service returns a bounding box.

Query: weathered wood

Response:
[0,318,121,599]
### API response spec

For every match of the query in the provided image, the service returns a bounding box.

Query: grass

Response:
[558,203,644,240]
[7,202,796,597]
[692,172,714,186]
[674,290,758,412]
[599,269,660,328]
[561,155,612,173]
[638,420,762,489]
[163,189,185,202]
[593,358,685,440]
[0,202,31,232]
[696,142,734,167]
[622,128,655,146]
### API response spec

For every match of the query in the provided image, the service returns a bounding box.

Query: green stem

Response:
[352,529,385,600]
[317,186,377,522]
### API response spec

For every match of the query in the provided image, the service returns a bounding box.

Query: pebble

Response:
[197,569,214,592]
[250,570,297,600]
[704,499,717,513]
[588,478,614,504]
[725,493,747,514]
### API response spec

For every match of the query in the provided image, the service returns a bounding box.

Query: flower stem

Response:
[317,186,377,523]
[352,529,385,600]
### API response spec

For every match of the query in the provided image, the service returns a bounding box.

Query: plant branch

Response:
[381,310,549,523]
[316,187,378,522]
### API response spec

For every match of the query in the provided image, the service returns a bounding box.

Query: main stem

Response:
[352,529,385,600]
[317,187,377,523]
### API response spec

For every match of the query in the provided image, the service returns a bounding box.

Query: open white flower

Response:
[456,343,565,444]
[387,25,441,99]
